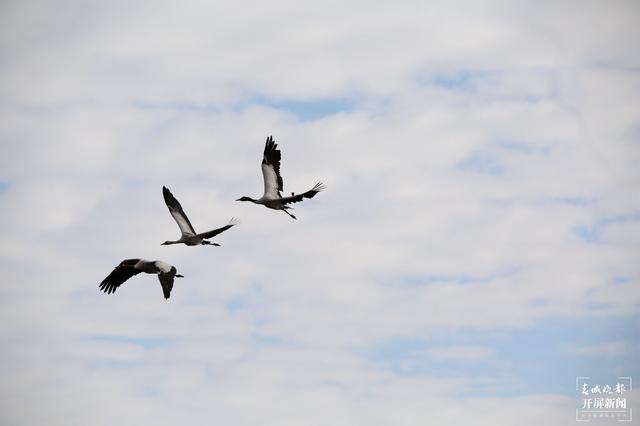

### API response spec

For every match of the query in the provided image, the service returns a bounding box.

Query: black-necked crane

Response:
[98,259,183,300]
[236,135,325,219]
[162,186,237,246]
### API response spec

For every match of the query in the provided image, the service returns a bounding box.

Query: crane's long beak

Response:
[175,274,184,278]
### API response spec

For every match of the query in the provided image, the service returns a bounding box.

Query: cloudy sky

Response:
[1,0,639,424]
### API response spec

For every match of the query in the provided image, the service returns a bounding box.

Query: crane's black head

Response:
[161,241,173,245]
[236,196,255,202]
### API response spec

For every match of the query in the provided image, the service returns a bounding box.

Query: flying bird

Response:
[98,259,183,300]
[162,186,238,246]
[236,135,325,219]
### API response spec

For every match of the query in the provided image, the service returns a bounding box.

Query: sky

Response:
[0,0,639,424]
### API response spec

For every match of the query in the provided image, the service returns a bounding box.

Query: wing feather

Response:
[163,186,196,236]
[261,136,283,198]
[197,217,238,239]
[99,262,142,295]
[158,270,175,299]
[279,182,326,206]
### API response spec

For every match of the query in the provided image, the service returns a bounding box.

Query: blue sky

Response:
[0,0,639,424]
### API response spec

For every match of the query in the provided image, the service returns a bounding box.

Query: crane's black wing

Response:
[163,186,196,236]
[262,136,284,198]
[158,269,176,299]
[99,260,142,295]
[197,217,238,239]
[279,182,325,206]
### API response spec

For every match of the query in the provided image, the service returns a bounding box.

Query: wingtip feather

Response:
[312,182,326,192]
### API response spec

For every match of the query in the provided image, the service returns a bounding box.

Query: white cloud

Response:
[570,341,628,358]
[423,345,495,362]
